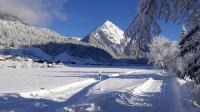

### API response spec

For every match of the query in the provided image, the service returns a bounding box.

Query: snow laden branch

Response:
[125,0,200,40]
[148,36,179,72]
[178,25,200,84]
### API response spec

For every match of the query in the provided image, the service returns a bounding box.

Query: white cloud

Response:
[0,0,68,25]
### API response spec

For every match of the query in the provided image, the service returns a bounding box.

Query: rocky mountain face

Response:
[82,20,130,59]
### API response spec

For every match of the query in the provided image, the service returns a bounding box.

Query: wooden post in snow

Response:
[99,71,102,91]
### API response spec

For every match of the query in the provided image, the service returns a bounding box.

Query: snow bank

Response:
[133,78,162,94]
[108,69,159,78]
[19,79,97,99]
[176,77,200,112]
[60,103,101,112]
[108,73,121,77]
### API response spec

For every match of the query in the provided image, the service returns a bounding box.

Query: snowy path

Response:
[66,72,185,112]
[19,79,97,102]
[118,74,184,112]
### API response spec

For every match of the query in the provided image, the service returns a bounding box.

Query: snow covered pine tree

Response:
[125,0,199,59]
[125,0,199,82]
[179,26,200,84]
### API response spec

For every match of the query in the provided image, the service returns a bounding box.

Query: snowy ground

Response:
[0,65,198,112]
[0,65,154,93]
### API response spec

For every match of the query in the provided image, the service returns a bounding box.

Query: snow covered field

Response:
[0,65,198,112]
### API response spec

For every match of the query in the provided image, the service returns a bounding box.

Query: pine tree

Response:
[179,25,200,84]
[179,26,200,56]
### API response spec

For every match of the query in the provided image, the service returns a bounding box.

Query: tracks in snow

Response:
[19,79,97,102]
[66,72,185,112]
[117,73,185,112]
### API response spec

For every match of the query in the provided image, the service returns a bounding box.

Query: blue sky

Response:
[46,0,181,41]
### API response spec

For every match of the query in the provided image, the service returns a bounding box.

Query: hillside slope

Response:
[0,18,113,62]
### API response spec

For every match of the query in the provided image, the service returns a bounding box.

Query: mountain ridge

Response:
[0,17,114,63]
[0,14,146,64]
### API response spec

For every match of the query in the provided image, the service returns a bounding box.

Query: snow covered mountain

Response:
[82,20,149,60]
[92,20,125,45]
[0,18,68,48]
[0,15,114,63]
[0,13,146,64]
[82,20,129,59]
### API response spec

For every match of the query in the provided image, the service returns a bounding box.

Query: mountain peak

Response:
[82,20,127,58]
[94,20,124,44]
[104,20,114,25]
[100,20,118,29]
[82,20,125,52]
